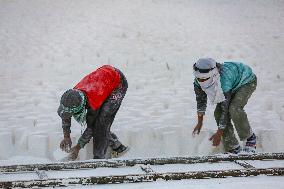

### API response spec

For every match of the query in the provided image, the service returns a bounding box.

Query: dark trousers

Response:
[92,70,128,159]
[214,77,257,151]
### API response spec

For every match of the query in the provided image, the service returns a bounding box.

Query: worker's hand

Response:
[209,129,223,146]
[60,137,72,152]
[193,113,204,136]
[67,144,81,161]
[192,123,203,136]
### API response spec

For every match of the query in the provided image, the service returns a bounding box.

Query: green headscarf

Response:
[60,90,87,126]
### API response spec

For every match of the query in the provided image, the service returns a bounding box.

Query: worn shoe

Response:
[243,133,256,153]
[111,145,130,158]
[228,145,241,154]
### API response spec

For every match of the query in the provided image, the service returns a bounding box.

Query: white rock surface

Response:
[27,134,48,158]
[0,132,13,159]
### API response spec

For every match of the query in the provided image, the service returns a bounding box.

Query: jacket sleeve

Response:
[77,108,99,148]
[62,117,72,134]
[194,83,207,115]
[77,127,93,148]
[218,91,233,129]
[57,109,72,134]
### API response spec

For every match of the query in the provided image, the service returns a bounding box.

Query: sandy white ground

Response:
[0,0,284,188]
[1,158,284,188]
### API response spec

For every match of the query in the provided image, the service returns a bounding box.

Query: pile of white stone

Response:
[0,125,284,161]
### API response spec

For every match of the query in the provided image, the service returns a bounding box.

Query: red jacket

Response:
[74,65,121,110]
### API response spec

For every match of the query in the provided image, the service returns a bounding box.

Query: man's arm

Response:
[192,82,207,135]
[57,109,73,151]
[62,117,71,136]
[218,91,233,130]
[209,91,232,146]
[57,107,72,135]
[194,82,207,115]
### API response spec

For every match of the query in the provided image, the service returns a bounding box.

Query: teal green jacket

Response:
[219,62,256,92]
[194,62,256,92]
[194,62,256,129]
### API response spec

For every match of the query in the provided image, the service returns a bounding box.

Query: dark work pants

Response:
[214,77,257,151]
[92,70,128,159]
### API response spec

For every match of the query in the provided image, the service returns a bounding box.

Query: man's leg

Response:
[109,132,122,150]
[93,73,128,159]
[109,132,129,158]
[89,115,125,158]
[229,78,257,141]
[214,104,239,152]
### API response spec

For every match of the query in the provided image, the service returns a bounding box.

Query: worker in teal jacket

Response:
[192,58,257,153]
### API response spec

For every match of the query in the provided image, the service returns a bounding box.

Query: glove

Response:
[60,137,72,152]
[67,144,81,161]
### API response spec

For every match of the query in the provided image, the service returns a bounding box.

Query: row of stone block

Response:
[1,126,284,160]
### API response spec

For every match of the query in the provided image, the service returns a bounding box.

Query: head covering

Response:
[193,58,225,104]
[59,89,86,114]
[194,58,217,79]
[58,89,87,126]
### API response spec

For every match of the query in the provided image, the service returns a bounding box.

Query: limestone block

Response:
[0,131,13,159]
[27,134,48,158]
[14,127,29,152]
[162,130,179,156]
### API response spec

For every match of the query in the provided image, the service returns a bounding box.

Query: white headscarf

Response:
[194,58,225,104]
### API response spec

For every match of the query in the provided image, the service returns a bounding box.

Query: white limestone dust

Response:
[52,148,70,162]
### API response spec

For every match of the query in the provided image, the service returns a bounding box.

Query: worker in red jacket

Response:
[58,65,129,160]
